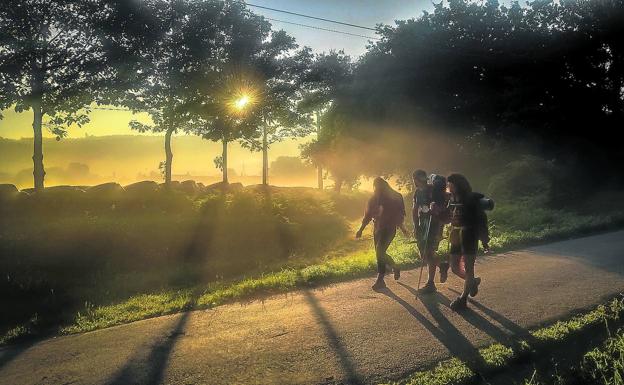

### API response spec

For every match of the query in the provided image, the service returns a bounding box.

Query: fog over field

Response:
[0,135,317,188]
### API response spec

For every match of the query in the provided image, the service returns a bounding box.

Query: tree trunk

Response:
[315,111,323,190]
[317,167,323,191]
[32,100,45,191]
[333,179,343,193]
[222,136,228,184]
[262,124,268,185]
[164,127,174,185]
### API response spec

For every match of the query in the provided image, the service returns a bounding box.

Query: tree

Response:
[250,41,313,186]
[298,50,354,191]
[186,2,293,184]
[126,0,213,186]
[294,0,624,186]
[0,0,160,190]
[269,156,315,178]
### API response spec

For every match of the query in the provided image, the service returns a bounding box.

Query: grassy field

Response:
[1,185,624,345]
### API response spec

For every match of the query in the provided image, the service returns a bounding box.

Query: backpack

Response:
[428,174,447,206]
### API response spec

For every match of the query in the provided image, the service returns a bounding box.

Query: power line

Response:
[243,1,377,31]
[265,17,379,40]
[91,106,131,111]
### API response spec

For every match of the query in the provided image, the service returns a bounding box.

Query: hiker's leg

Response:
[460,254,476,299]
[374,228,386,275]
[426,250,437,283]
[450,254,465,279]
[379,227,397,271]
[461,228,480,298]
[371,228,387,289]
[449,228,465,279]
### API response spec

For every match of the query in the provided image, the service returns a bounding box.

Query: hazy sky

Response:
[0,0,433,140]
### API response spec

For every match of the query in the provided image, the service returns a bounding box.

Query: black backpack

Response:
[428,174,447,206]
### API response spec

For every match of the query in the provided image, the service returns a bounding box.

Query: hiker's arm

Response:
[478,210,490,253]
[399,196,409,236]
[356,200,375,238]
[412,194,419,237]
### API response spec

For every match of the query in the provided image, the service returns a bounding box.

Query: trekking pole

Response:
[417,214,432,290]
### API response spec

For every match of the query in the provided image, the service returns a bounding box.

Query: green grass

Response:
[388,297,624,385]
[2,189,624,344]
[55,206,624,337]
[582,328,624,385]
[61,235,417,334]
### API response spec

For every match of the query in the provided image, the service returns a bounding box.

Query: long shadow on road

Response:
[380,287,486,374]
[402,283,525,347]
[302,289,364,385]
[447,287,532,342]
[105,310,191,385]
[105,288,201,385]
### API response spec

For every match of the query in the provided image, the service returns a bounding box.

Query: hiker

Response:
[440,173,488,311]
[356,177,409,291]
[412,170,449,294]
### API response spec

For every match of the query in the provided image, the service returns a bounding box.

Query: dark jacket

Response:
[447,192,490,245]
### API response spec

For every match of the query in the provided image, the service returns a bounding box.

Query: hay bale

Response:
[124,180,159,196]
[39,185,87,209]
[205,181,244,192]
[179,180,198,195]
[205,181,228,191]
[0,184,18,200]
[86,182,125,206]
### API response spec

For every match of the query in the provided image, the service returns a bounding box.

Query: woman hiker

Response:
[356,177,409,291]
[439,173,485,311]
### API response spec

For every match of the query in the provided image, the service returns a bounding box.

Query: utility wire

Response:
[265,17,379,40]
[243,1,378,31]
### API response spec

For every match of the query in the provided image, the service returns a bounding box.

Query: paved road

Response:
[1,231,624,385]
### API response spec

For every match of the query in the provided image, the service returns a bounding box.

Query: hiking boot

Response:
[450,296,468,311]
[372,279,387,291]
[393,267,401,280]
[469,277,481,297]
[439,262,449,283]
[417,281,437,295]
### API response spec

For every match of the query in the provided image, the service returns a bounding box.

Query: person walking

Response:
[356,177,409,291]
[442,173,484,311]
[412,170,449,294]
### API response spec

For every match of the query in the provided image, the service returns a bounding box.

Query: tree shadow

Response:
[0,337,42,372]
[302,289,363,385]
[379,287,485,373]
[105,291,200,385]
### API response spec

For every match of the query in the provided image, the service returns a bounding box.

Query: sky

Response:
[0,0,434,141]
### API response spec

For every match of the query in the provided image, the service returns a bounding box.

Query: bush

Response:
[487,155,555,204]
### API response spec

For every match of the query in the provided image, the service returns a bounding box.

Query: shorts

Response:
[449,226,478,256]
[417,218,442,253]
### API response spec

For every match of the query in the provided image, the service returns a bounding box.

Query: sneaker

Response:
[450,296,468,311]
[372,279,387,291]
[417,281,437,295]
[469,277,481,297]
[393,267,401,280]
[439,262,449,283]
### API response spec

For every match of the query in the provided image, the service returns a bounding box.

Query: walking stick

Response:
[417,214,432,290]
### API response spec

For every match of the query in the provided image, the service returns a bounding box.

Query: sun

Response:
[234,94,250,111]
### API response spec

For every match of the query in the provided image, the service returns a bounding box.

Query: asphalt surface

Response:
[1,230,623,385]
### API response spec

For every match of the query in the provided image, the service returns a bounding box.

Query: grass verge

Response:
[3,208,624,344]
[386,296,624,385]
